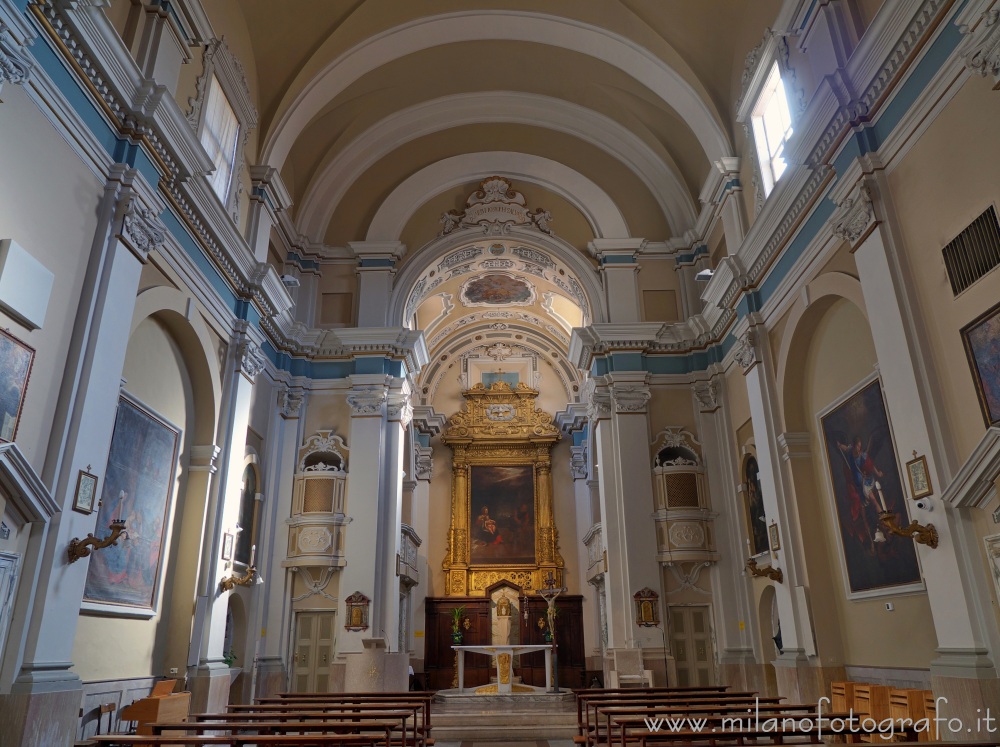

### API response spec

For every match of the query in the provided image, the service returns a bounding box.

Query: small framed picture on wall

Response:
[769,521,781,553]
[72,470,98,514]
[905,454,933,499]
[221,532,234,561]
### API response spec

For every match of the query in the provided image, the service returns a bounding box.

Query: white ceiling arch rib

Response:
[367,151,629,243]
[296,91,698,243]
[262,10,733,171]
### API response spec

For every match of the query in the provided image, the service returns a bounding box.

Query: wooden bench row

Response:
[88,692,435,747]
[831,681,938,742]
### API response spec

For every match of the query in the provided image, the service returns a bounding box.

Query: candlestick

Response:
[250,544,256,566]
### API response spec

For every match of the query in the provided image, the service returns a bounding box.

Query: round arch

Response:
[420,322,580,404]
[774,272,869,414]
[130,286,223,444]
[389,228,608,327]
[297,92,697,241]
[262,10,731,170]
[368,152,629,241]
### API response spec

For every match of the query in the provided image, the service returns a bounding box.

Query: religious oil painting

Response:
[820,378,921,596]
[470,465,536,565]
[84,395,180,612]
[743,456,769,557]
[0,328,34,444]
[962,300,1000,427]
[461,273,535,306]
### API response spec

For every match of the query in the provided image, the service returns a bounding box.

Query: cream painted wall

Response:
[72,316,195,681]
[796,298,936,669]
[0,86,101,473]
[887,74,1000,466]
[638,257,680,322]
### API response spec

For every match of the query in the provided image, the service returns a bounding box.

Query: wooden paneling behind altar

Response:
[423,594,586,690]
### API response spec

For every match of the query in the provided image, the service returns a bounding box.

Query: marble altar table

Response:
[452,644,553,694]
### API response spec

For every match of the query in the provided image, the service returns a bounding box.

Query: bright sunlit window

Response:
[199,75,240,202]
[751,63,793,196]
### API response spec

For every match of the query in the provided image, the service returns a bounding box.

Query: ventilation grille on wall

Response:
[943,206,1000,296]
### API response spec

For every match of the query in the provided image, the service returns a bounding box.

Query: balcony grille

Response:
[943,206,1000,295]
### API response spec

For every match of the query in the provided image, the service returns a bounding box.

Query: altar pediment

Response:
[442,381,561,443]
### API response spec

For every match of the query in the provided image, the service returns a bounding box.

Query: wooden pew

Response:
[579,695,782,746]
[90,735,379,746]
[608,706,835,747]
[255,694,434,746]
[575,687,731,731]
[149,718,398,747]
[853,685,892,744]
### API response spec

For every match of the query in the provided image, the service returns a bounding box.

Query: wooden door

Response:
[293,611,335,692]
[669,605,715,686]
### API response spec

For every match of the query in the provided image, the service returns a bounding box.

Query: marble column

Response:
[834,171,1000,729]
[188,322,266,714]
[252,385,305,698]
[0,166,163,746]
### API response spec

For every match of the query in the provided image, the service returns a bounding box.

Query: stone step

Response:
[432,722,578,741]
[434,712,577,726]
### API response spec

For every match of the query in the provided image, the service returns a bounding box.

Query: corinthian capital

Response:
[347,387,388,417]
[119,200,166,261]
[238,338,266,381]
[611,383,651,414]
[585,381,612,422]
[734,331,757,373]
[388,393,413,426]
[693,380,721,413]
[963,9,1000,87]
[830,182,875,246]
[0,22,33,93]
[280,388,304,418]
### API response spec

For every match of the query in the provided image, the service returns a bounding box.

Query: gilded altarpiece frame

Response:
[442,382,563,596]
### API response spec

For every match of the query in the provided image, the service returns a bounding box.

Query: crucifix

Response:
[536,571,566,692]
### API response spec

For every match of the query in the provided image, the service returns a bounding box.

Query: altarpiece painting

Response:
[820,378,921,597]
[83,395,180,613]
[442,381,563,596]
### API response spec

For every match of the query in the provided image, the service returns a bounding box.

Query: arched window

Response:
[235,464,258,565]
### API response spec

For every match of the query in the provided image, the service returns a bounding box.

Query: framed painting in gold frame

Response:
[441,382,563,596]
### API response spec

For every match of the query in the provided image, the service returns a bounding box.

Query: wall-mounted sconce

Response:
[746,556,783,583]
[219,564,259,591]
[877,511,938,548]
[219,543,261,591]
[68,519,128,563]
